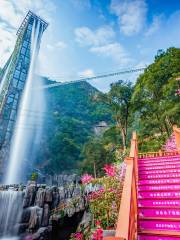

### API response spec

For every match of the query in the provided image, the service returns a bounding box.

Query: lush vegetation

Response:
[35,47,180,175]
[35,81,113,174]
[70,163,126,240]
[132,47,180,151]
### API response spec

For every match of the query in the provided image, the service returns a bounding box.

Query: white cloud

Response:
[0,0,56,67]
[56,41,67,49]
[75,25,132,67]
[110,0,147,36]
[47,41,67,51]
[78,69,95,78]
[75,26,115,46]
[145,15,162,37]
[90,43,132,66]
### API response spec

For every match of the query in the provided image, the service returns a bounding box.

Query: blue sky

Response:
[0,0,180,91]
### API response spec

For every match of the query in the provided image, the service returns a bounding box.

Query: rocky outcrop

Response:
[0,175,86,239]
[19,181,86,239]
[45,174,80,187]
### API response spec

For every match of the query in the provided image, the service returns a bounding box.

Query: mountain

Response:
[35,79,112,174]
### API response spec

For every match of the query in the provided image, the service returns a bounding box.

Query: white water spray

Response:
[0,190,23,238]
[6,19,45,184]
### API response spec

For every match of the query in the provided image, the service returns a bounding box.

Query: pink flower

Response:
[103,164,116,177]
[176,89,180,95]
[92,228,103,240]
[81,174,94,184]
[162,134,177,152]
[71,232,83,240]
[95,220,101,226]
[87,188,105,201]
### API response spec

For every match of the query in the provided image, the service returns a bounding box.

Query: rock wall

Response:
[0,180,86,240]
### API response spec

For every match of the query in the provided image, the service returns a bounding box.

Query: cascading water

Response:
[5,19,45,184]
[0,190,23,239]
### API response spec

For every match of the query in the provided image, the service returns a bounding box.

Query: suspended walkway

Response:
[104,125,180,240]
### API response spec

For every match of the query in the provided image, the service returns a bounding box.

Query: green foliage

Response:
[88,175,122,229]
[36,81,112,174]
[96,80,134,150]
[31,172,38,181]
[79,137,116,177]
[132,47,180,151]
[36,47,180,173]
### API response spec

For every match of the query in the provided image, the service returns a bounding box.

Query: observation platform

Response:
[17,10,48,36]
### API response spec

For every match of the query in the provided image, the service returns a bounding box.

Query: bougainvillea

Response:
[92,227,103,240]
[70,232,83,240]
[103,164,116,177]
[163,134,177,151]
[81,174,94,184]
[70,162,126,240]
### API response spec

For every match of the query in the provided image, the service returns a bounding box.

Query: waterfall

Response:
[5,18,45,184]
[0,190,23,238]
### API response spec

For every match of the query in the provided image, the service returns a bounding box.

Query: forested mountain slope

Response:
[36,80,112,174]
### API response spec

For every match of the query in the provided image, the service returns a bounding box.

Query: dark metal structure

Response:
[0,11,48,147]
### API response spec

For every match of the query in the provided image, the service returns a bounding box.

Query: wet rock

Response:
[23,184,37,207]
[29,206,43,230]
[32,227,50,240]
[41,204,50,227]
[45,189,52,203]
[21,208,31,223]
[16,223,29,234]
[35,188,46,207]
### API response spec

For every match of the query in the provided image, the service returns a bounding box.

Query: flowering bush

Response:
[103,164,116,177]
[81,174,94,184]
[70,162,126,240]
[163,134,177,151]
[92,227,103,240]
[70,232,83,240]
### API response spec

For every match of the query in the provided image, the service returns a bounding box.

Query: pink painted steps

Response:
[138,154,180,240]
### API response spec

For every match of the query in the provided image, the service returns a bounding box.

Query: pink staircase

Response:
[138,154,180,239]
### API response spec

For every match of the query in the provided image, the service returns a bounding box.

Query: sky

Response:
[0,0,180,92]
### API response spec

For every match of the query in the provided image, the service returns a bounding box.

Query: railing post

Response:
[115,157,134,239]
[173,125,180,153]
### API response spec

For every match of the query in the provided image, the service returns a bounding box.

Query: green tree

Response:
[79,138,115,177]
[97,80,134,151]
[132,47,180,150]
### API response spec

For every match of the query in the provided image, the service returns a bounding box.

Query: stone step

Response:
[138,185,180,192]
[138,233,180,240]
[139,169,180,175]
[138,200,180,207]
[139,164,180,171]
[139,173,180,180]
[139,219,180,231]
[139,178,180,186]
[138,191,180,199]
[139,156,180,162]
[139,207,180,218]
[138,155,180,163]
[138,160,180,167]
